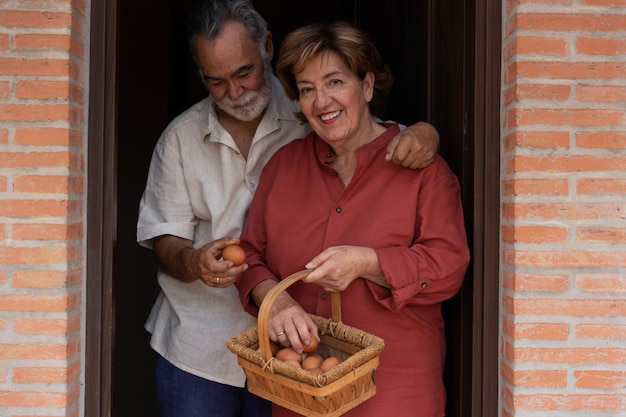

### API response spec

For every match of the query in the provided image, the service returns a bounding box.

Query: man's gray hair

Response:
[187,0,268,62]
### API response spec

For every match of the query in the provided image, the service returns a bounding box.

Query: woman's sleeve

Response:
[372,164,470,311]
[235,163,280,317]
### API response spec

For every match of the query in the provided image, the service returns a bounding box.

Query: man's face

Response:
[194,21,272,121]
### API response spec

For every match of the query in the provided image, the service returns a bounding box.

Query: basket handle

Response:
[257,269,342,361]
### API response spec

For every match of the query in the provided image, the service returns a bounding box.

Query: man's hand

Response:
[153,235,245,288]
[385,121,439,169]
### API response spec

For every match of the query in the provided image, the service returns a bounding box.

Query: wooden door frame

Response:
[465,0,501,415]
[85,0,501,415]
[85,0,117,415]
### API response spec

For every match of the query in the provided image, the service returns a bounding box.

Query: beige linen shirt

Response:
[137,76,310,387]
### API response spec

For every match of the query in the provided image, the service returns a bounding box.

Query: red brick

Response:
[515,61,626,80]
[14,34,72,51]
[505,295,626,316]
[508,321,569,340]
[502,178,568,195]
[502,271,570,292]
[575,370,626,389]
[0,104,70,122]
[0,33,9,50]
[509,155,626,172]
[582,0,626,6]
[0,294,74,312]
[13,362,81,386]
[12,270,73,289]
[516,83,570,101]
[12,223,83,241]
[15,127,81,146]
[0,58,70,77]
[70,36,85,59]
[13,317,78,335]
[503,201,623,220]
[15,80,70,100]
[507,107,624,128]
[0,200,69,217]
[505,247,625,269]
[515,369,568,387]
[0,81,9,98]
[576,274,626,292]
[517,36,568,56]
[0,151,82,168]
[504,131,570,151]
[12,269,67,288]
[577,37,626,55]
[0,10,72,28]
[516,13,626,32]
[577,227,626,244]
[576,131,626,149]
[502,225,568,243]
[14,175,70,194]
[0,342,74,360]
[508,344,626,365]
[577,178,626,195]
[513,393,624,411]
[576,84,626,103]
[576,323,626,339]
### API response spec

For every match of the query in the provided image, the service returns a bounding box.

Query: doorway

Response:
[87,0,501,416]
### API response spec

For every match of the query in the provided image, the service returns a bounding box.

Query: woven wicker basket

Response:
[227,269,385,417]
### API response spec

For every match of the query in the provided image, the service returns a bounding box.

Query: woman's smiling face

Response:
[295,51,375,149]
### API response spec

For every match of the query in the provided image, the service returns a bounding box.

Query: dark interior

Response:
[113,1,477,415]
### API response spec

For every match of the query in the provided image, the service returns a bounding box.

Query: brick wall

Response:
[502,0,626,416]
[0,1,87,416]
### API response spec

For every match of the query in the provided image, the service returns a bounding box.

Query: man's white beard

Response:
[215,68,272,122]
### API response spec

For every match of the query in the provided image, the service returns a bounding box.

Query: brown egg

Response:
[320,356,342,372]
[283,359,302,368]
[301,354,323,370]
[222,244,246,266]
[275,347,302,363]
[308,367,324,374]
[302,331,320,354]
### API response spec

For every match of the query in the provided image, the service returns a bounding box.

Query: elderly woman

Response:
[236,21,470,417]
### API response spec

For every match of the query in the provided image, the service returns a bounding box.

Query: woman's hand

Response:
[270,294,319,354]
[303,245,389,291]
[251,280,319,355]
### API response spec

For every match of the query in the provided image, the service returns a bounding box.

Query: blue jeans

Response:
[155,354,271,417]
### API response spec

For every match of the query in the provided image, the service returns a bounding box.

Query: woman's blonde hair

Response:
[276,21,393,118]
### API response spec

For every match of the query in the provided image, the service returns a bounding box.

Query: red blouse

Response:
[237,124,470,417]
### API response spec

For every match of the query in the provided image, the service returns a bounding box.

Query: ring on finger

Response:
[216,277,220,284]
[276,331,285,336]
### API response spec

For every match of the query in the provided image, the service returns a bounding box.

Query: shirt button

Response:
[321,293,327,300]
[335,207,342,213]
[421,282,427,288]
